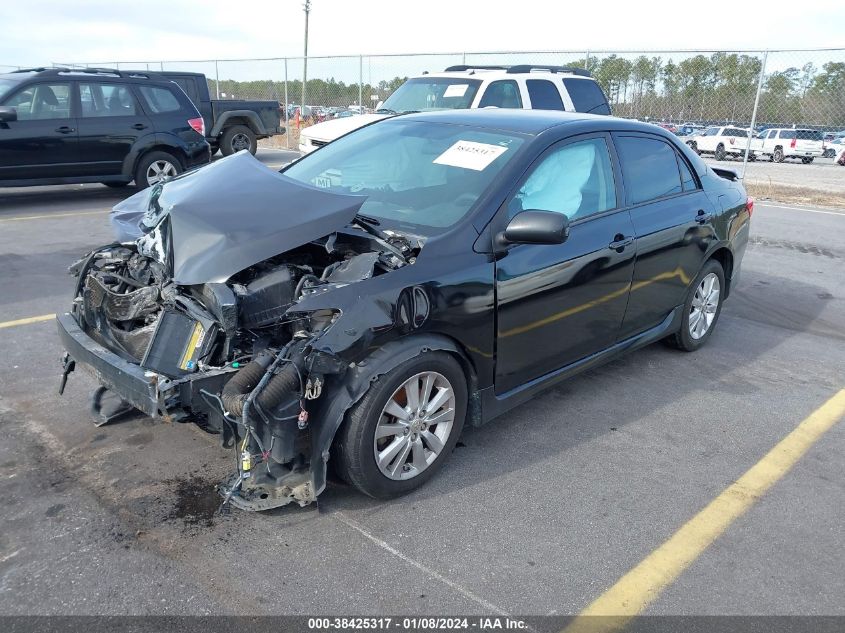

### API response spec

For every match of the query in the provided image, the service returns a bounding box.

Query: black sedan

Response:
[57,110,751,511]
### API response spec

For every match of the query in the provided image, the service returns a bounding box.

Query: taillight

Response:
[790,137,797,148]
[188,117,205,137]
[746,196,754,217]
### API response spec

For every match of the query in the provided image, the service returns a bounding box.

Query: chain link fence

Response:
[54,49,845,201]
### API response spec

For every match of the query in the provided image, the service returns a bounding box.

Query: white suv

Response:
[749,128,824,163]
[298,64,611,153]
[687,126,753,160]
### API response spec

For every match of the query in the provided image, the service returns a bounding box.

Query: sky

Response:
[2,0,845,69]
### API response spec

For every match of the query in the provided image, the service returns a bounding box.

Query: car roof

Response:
[394,109,673,137]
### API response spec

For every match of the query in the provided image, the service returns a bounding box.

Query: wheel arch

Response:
[130,144,187,180]
[210,111,265,137]
[707,246,734,298]
[309,334,479,496]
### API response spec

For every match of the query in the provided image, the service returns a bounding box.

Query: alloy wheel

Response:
[231,132,251,152]
[689,273,720,340]
[146,160,177,186]
[373,371,456,481]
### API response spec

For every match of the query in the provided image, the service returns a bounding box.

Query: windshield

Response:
[380,78,482,113]
[283,119,525,234]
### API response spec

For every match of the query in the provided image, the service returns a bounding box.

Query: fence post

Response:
[359,55,364,109]
[585,50,590,71]
[741,50,768,180]
[215,60,220,99]
[284,58,290,150]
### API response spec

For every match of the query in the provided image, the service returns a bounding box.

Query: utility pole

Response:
[301,0,311,120]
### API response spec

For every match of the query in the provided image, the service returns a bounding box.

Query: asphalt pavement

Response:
[0,154,843,619]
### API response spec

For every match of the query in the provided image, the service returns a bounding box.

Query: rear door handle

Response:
[131,123,148,130]
[55,126,75,134]
[608,235,634,251]
[696,210,713,224]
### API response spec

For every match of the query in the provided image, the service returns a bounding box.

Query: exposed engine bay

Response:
[59,153,424,511]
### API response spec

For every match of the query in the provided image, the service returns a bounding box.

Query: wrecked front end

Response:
[57,153,419,511]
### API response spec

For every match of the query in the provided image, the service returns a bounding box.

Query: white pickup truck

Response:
[687,126,752,160]
[748,128,825,163]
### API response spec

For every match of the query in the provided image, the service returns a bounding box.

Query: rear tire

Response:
[220,125,257,156]
[714,144,726,161]
[665,259,725,353]
[134,151,182,189]
[334,352,467,499]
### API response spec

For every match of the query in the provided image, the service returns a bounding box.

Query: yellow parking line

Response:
[0,210,107,222]
[0,314,56,329]
[563,388,845,633]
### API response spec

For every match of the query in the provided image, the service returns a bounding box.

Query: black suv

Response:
[0,67,210,189]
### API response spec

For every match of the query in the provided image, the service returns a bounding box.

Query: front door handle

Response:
[55,126,76,134]
[131,123,148,130]
[608,235,634,251]
[696,210,713,224]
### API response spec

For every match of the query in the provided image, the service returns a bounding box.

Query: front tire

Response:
[134,151,182,189]
[666,259,725,352]
[335,352,467,499]
[220,125,257,156]
[773,147,785,163]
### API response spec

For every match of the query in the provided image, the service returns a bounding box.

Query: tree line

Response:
[209,53,845,128]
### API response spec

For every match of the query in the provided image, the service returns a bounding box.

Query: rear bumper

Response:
[56,312,161,417]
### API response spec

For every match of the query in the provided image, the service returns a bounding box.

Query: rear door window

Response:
[779,130,796,139]
[724,128,747,137]
[478,80,522,109]
[139,86,182,113]
[526,79,564,111]
[79,83,138,117]
[677,154,698,191]
[615,135,683,204]
[561,78,610,114]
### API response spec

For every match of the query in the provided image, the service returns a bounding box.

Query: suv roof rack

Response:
[11,66,155,79]
[443,65,511,72]
[442,64,591,77]
[506,65,592,77]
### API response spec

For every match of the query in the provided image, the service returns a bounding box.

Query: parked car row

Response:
[682,124,843,164]
[0,66,285,189]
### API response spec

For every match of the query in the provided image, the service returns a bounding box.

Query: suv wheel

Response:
[714,144,726,161]
[665,259,725,352]
[773,147,785,163]
[135,151,182,189]
[334,352,467,499]
[801,157,814,164]
[220,125,257,156]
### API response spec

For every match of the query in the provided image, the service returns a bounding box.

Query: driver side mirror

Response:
[0,106,17,123]
[497,210,570,246]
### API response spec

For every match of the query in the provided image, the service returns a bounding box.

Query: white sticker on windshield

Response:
[433,140,508,171]
[443,84,469,98]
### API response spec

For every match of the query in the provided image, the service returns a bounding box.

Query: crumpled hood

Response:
[110,152,367,285]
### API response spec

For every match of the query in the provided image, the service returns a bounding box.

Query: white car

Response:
[686,126,753,160]
[749,128,824,163]
[298,64,611,153]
